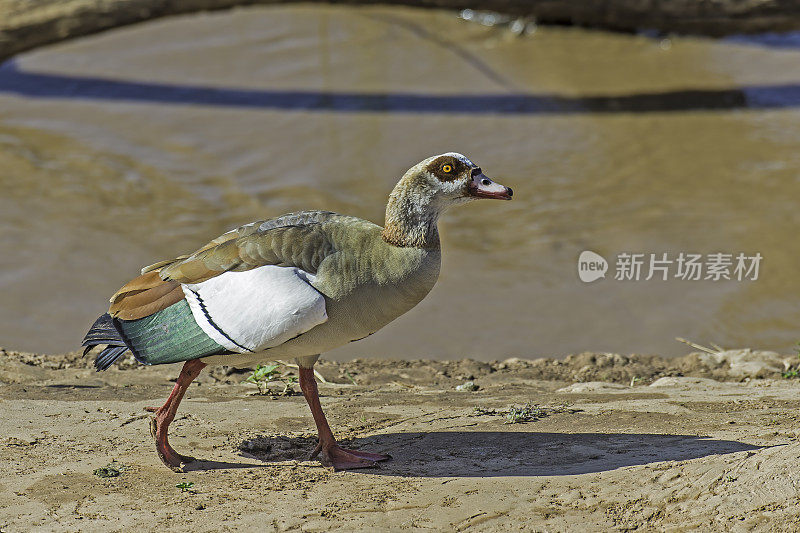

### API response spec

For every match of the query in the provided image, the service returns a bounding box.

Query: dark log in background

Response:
[1,0,800,65]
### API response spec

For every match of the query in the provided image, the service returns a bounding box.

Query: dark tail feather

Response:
[94,345,129,370]
[82,313,130,371]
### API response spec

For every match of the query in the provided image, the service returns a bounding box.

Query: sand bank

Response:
[2,348,800,530]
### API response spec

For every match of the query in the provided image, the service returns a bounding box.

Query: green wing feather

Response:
[117,300,226,365]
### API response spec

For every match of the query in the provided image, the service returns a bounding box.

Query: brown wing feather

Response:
[107,229,250,320]
[109,271,166,304]
[108,272,184,320]
[139,256,189,275]
[160,240,246,283]
[140,227,244,275]
[110,284,184,320]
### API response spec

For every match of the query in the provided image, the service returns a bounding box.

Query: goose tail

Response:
[81,313,130,371]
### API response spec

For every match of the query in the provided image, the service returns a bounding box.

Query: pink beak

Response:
[467,171,513,200]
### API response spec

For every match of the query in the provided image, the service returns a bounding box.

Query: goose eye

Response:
[441,164,453,173]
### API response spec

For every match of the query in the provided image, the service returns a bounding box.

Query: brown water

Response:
[1,5,800,360]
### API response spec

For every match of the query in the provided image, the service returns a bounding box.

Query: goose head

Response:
[383,152,512,248]
[401,152,512,205]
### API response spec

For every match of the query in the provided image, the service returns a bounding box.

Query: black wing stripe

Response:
[189,288,253,353]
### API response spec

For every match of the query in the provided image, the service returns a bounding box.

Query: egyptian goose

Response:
[82,153,512,471]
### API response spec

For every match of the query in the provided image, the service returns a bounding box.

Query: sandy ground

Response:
[2,349,800,531]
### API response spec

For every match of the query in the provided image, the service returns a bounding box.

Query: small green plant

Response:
[505,403,544,424]
[782,343,800,378]
[93,461,126,478]
[176,482,195,493]
[473,403,575,424]
[244,363,298,395]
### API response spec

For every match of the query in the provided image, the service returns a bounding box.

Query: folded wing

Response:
[96,211,338,364]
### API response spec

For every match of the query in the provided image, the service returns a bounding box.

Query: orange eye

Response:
[442,164,453,173]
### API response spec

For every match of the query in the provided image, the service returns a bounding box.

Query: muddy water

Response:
[1,5,800,360]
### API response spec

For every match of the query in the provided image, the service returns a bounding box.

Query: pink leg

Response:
[299,366,391,471]
[144,359,206,472]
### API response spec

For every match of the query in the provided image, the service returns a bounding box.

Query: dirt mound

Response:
[3,347,796,387]
[323,349,797,387]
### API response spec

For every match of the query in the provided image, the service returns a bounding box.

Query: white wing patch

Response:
[182,265,328,353]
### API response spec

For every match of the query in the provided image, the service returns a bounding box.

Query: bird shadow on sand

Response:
[174,435,319,472]
[180,458,269,472]
[239,431,762,477]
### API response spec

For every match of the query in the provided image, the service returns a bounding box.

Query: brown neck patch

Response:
[382,223,439,249]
